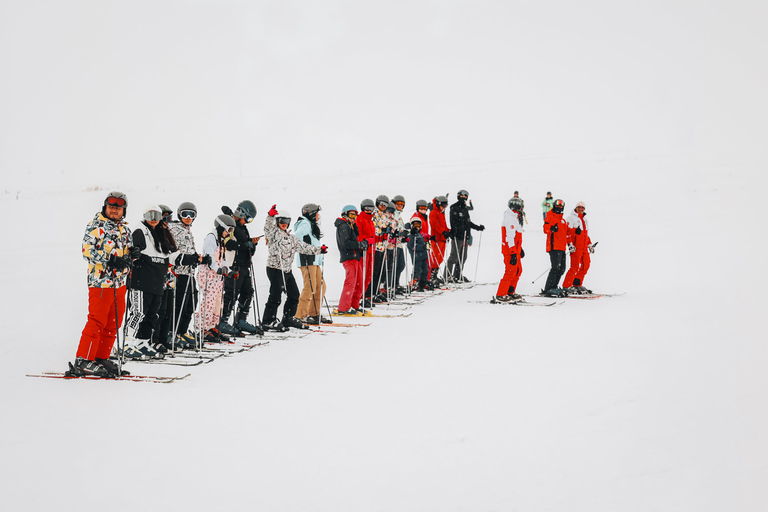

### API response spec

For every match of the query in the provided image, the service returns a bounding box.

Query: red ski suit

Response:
[355,210,376,296]
[563,209,592,288]
[497,208,523,296]
[429,199,449,268]
[543,210,567,252]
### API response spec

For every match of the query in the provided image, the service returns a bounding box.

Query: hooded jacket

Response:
[566,210,592,251]
[543,210,568,252]
[81,212,133,288]
[429,198,449,243]
[264,215,321,272]
[335,217,362,262]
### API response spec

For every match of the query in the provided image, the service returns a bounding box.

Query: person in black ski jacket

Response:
[335,205,367,314]
[219,200,262,335]
[447,189,484,282]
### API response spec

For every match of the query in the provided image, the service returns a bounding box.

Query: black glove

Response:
[575,226,582,235]
[245,241,256,252]
[231,270,240,279]
[320,245,328,254]
[225,239,239,251]
[442,230,451,239]
[477,225,485,231]
[180,253,200,266]
[359,239,369,250]
[221,205,233,216]
[108,253,132,271]
[550,223,558,232]
[201,254,212,266]
[520,248,525,258]
[509,253,518,265]
[128,246,142,259]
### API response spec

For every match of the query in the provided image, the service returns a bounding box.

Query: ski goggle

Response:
[162,212,173,221]
[362,206,374,213]
[394,201,405,208]
[346,211,358,218]
[179,210,196,219]
[106,196,126,207]
[144,210,163,221]
[276,217,291,225]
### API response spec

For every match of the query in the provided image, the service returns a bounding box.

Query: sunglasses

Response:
[106,197,126,207]
[144,210,163,221]
[179,210,196,219]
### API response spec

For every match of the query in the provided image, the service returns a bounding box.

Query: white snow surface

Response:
[1,2,766,511]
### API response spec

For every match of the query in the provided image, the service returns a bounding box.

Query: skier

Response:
[154,204,178,351]
[542,199,569,297]
[123,206,199,359]
[335,205,367,315]
[71,191,134,377]
[495,197,525,302]
[406,214,430,291]
[391,194,407,294]
[168,201,205,348]
[355,198,376,308]
[262,205,326,331]
[428,195,450,286]
[219,200,262,335]
[563,201,595,294]
[447,190,485,283]
[196,214,237,343]
[541,191,554,222]
[295,203,328,324]
[413,199,432,278]
[371,195,395,302]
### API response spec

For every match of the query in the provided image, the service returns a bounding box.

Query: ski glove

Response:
[509,253,518,265]
[268,205,278,217]
[320,245,328,254]
[108,253,132,271]
[567,243,576,254]
[520,248,525,258]
[575,226,582,235]
[180,253,200,266]
[201,254,213,266]
[225,239,239,251]
[221,205,233,216]
[442,230,451,239]
[359,240,369,250]
[588,244,595,254]
[550,223,558,232]
[129,246,142,259]
[477,225,485,231]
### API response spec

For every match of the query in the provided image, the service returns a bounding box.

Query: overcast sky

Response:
[2,0,766,182]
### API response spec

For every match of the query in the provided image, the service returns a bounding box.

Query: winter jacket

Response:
[393,210,406,248]
[543,210,568,252]
[501,208,523,257]
[356,210,376,244]
[566,210,592,251]
[226,222,257,268]
[335,217,362,262]
[294,216,324,267]
[449,199,480,241]
[413,210,430,238]
[168,221,197,276]
[541,197,555,213]
[264,215,321,272]
[81,212,133,288]
[202,229,229,274]
[372,210,396,252]
[130,222,186,295]
[429,198,450,243]
[406,214,428,261]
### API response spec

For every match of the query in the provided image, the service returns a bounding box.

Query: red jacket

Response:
[356,210,376,242]
[414,210,430,238]
[429,198,449,243]
[543,210,567,252]
[566,210,591,251]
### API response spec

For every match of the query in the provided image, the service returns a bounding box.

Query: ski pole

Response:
[250,262,262,325]
[304,261,318,328]
[532,267,550,284]
[112,270,124,378]
[171,274,192,351]
[361,250,367,315]
[473,230,483,284]
[320,259,334,322]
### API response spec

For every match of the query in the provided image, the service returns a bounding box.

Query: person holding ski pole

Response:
[447,189,485,283]
[295,203,328,325]
[219,200,262,335]
[168,201,204,349]
[391,194,408,294]
[355,198,376,308]
[262,205,326,331]
[563,201,595,294]
[335,205,367,315]
[542,199,568,297]
[196,214,237,343]
[371,195,394,302]
[495,197,525,302]
[70,191,134,377]
[407,214,430,291]
[428,195,450,286]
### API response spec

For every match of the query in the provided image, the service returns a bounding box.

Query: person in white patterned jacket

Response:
[262,204,326,332]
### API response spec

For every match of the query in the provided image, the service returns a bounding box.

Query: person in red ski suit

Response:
[496,198,525,301]
[542,199,569,296]
[428,196,449,284]
[355,198,376,306]
[563,201,595,294]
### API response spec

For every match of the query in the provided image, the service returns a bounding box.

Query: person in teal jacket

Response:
[294,203,327,324]
[541,191,555,222]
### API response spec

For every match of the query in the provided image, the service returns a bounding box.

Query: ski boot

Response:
[282,316,310,330]
[95,357,130,377]
[68,357,109,377]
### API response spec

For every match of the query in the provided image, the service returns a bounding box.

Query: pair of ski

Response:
[27,371,192,384]
[479,297,561,307]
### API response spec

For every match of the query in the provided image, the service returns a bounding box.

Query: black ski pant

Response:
[173,274,197,336]
[264,267,299,324]
[447,235,469,280]
[153,287,174,345]
[544,250,566,291]
[372,250,386,295]
[125,289,163,342]
[222,265,253,323]
[395,247,405,287]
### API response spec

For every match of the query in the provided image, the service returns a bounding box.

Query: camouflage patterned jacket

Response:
[81,212,133,288]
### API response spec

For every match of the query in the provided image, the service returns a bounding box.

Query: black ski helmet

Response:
[234,200,257,222]
[375,194,390,208]
[301,203,321,219]
[103,191,128,218]
[552,199,565,214]
[385,201,396,213]
[457,189,469,200]
[177,201,197,219]
[159,204,173,221]
[360,198,375,211]
[508,197,524,211]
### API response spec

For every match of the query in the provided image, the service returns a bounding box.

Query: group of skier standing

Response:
[70,189,594,377]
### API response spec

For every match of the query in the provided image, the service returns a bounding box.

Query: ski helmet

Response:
[508,197,524,211]
[215,214,236,230]
[302,203,322,219]
[436,195,448,207]
[375,194,390,208]
[234,200,257,222]
[159,204,173,221]
[341,204,358,217]
[552,199,565,214]
[410,212,422,225]
[457,189,469,200]
[575,201,586,209]
[275,210,291,226]
[360,198,375,211]
[143,205,163,222]
[103,191,128,217]
[415,199,428,210]
[392,194,405,204]
[177,201,197,220]
[385,201,396,213]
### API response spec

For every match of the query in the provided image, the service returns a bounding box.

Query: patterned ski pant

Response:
[196,266,224,332]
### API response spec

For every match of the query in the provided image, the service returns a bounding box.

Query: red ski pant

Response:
[563,250,591,288]
[429,240,446,268]
[339,259,364,311]
[77,286,127,360]
[497,253,522,296]
[362,248,374,298]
